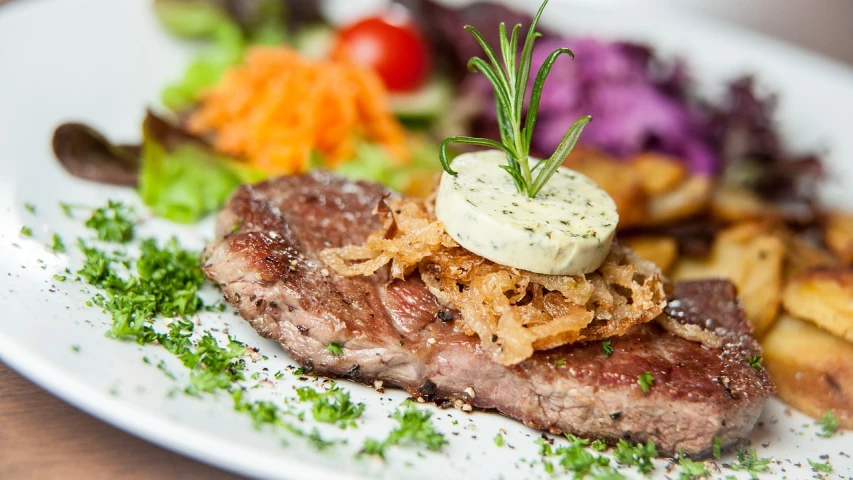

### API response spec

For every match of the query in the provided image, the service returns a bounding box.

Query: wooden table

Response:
[0,362,243,479]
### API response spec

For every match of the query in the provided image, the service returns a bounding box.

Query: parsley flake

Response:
[614,439,657,474]
[24,202,36,214]
[554,358,565,367]
[327,341,343,356]
[637,372,654,393]
[748,354,762,369]
[296,383,365,429]
[20,226,32,237]
[808,458,833,473]
[677,453,709,480]
[712,436,722,459]
[602,338,613,356]
[816,411,838,438]
[49,233,66,253]
[730,447,771,478]
[494,433,504,447]
[84,200,135,243]
[362,401,447,457]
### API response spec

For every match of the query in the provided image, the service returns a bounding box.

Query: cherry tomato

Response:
[334,12,432,92]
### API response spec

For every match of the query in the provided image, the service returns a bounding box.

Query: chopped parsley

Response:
[20,226,32,237]
[712,435,722,459]
[602,338,613,356]
[494,433,504,447]
[590,439,607,452]
[49,233,66,253]
[157,360,177,380]
[52,274,67,282]
[748,354,762,369]
[64,201,352,453]
[613,439,657,474]
[554,358,565,367]
[637,372,654,393]
[730,447,771,478]
[59,201,77,218]
[808,458,833,473]
[537,434,624,479]
[677,453,709,480]
[84,200,135,243]
[362,401,447,457]
[292,367,304,376]
[816,411,838,438]
[327,341,343,356]
[71,345,81,353]
[296,383,365,429]
[24,202,36,214]
[274,370,284,380]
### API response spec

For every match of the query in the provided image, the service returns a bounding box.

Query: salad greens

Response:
[155,1,247,111]
[138,112,264,223]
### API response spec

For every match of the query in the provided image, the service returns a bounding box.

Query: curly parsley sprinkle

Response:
[748,354,762,369]
[816,411,838,438]
[613,439,657,474]
[602,338,613,356]
[808,458,833,473]
[327,341,343,356]
[537,434,624,479]
[362,401,447,457]
[296,383,365,429]
[677,453,709,480]
[49,233,66,253]
[730,447,771,478]
[84,200,135,243]
[637,372,654,393]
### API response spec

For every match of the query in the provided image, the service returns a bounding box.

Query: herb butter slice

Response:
[435,151,618,275]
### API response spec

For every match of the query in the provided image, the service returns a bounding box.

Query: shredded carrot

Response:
[187,46,409,174]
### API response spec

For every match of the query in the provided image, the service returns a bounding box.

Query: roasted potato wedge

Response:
[564,150,648,228]
[825,210,853,264]
[782,267,853,342]
[710,184,767,223]
[646,176,712,226]
[621,236,678,273]
[631,153,687,195]
[672,223,785,335]
[762,314,853,429]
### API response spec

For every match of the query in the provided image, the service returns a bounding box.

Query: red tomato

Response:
[334,13,432,92]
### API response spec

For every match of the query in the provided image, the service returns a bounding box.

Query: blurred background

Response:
[318,0,853,65]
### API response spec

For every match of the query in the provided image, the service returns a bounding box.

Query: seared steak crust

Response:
[203,172,773,457]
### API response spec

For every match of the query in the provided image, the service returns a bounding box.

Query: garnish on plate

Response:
[432,0,617,276]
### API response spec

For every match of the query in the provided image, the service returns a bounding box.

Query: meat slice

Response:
[202,172,774,457]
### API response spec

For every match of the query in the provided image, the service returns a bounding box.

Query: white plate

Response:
[0,1,851,479]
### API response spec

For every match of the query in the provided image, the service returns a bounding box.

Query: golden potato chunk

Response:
[710,184,768,223]
[762,314,853,429]
[631,152,687,195]
[621,236,678,273]
[825,210,853,264]
[672,223,785,335]
[646,175,712,226]
[564,150,648,228]
[782,267,853,342]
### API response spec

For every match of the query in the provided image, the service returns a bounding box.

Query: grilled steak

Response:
[202,172,773,457]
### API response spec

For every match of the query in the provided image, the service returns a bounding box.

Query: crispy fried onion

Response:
[319,197,668,365]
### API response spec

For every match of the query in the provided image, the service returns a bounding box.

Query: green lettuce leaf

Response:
[138,113,264,223]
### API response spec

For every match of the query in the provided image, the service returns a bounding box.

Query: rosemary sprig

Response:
[439,0,592,198]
